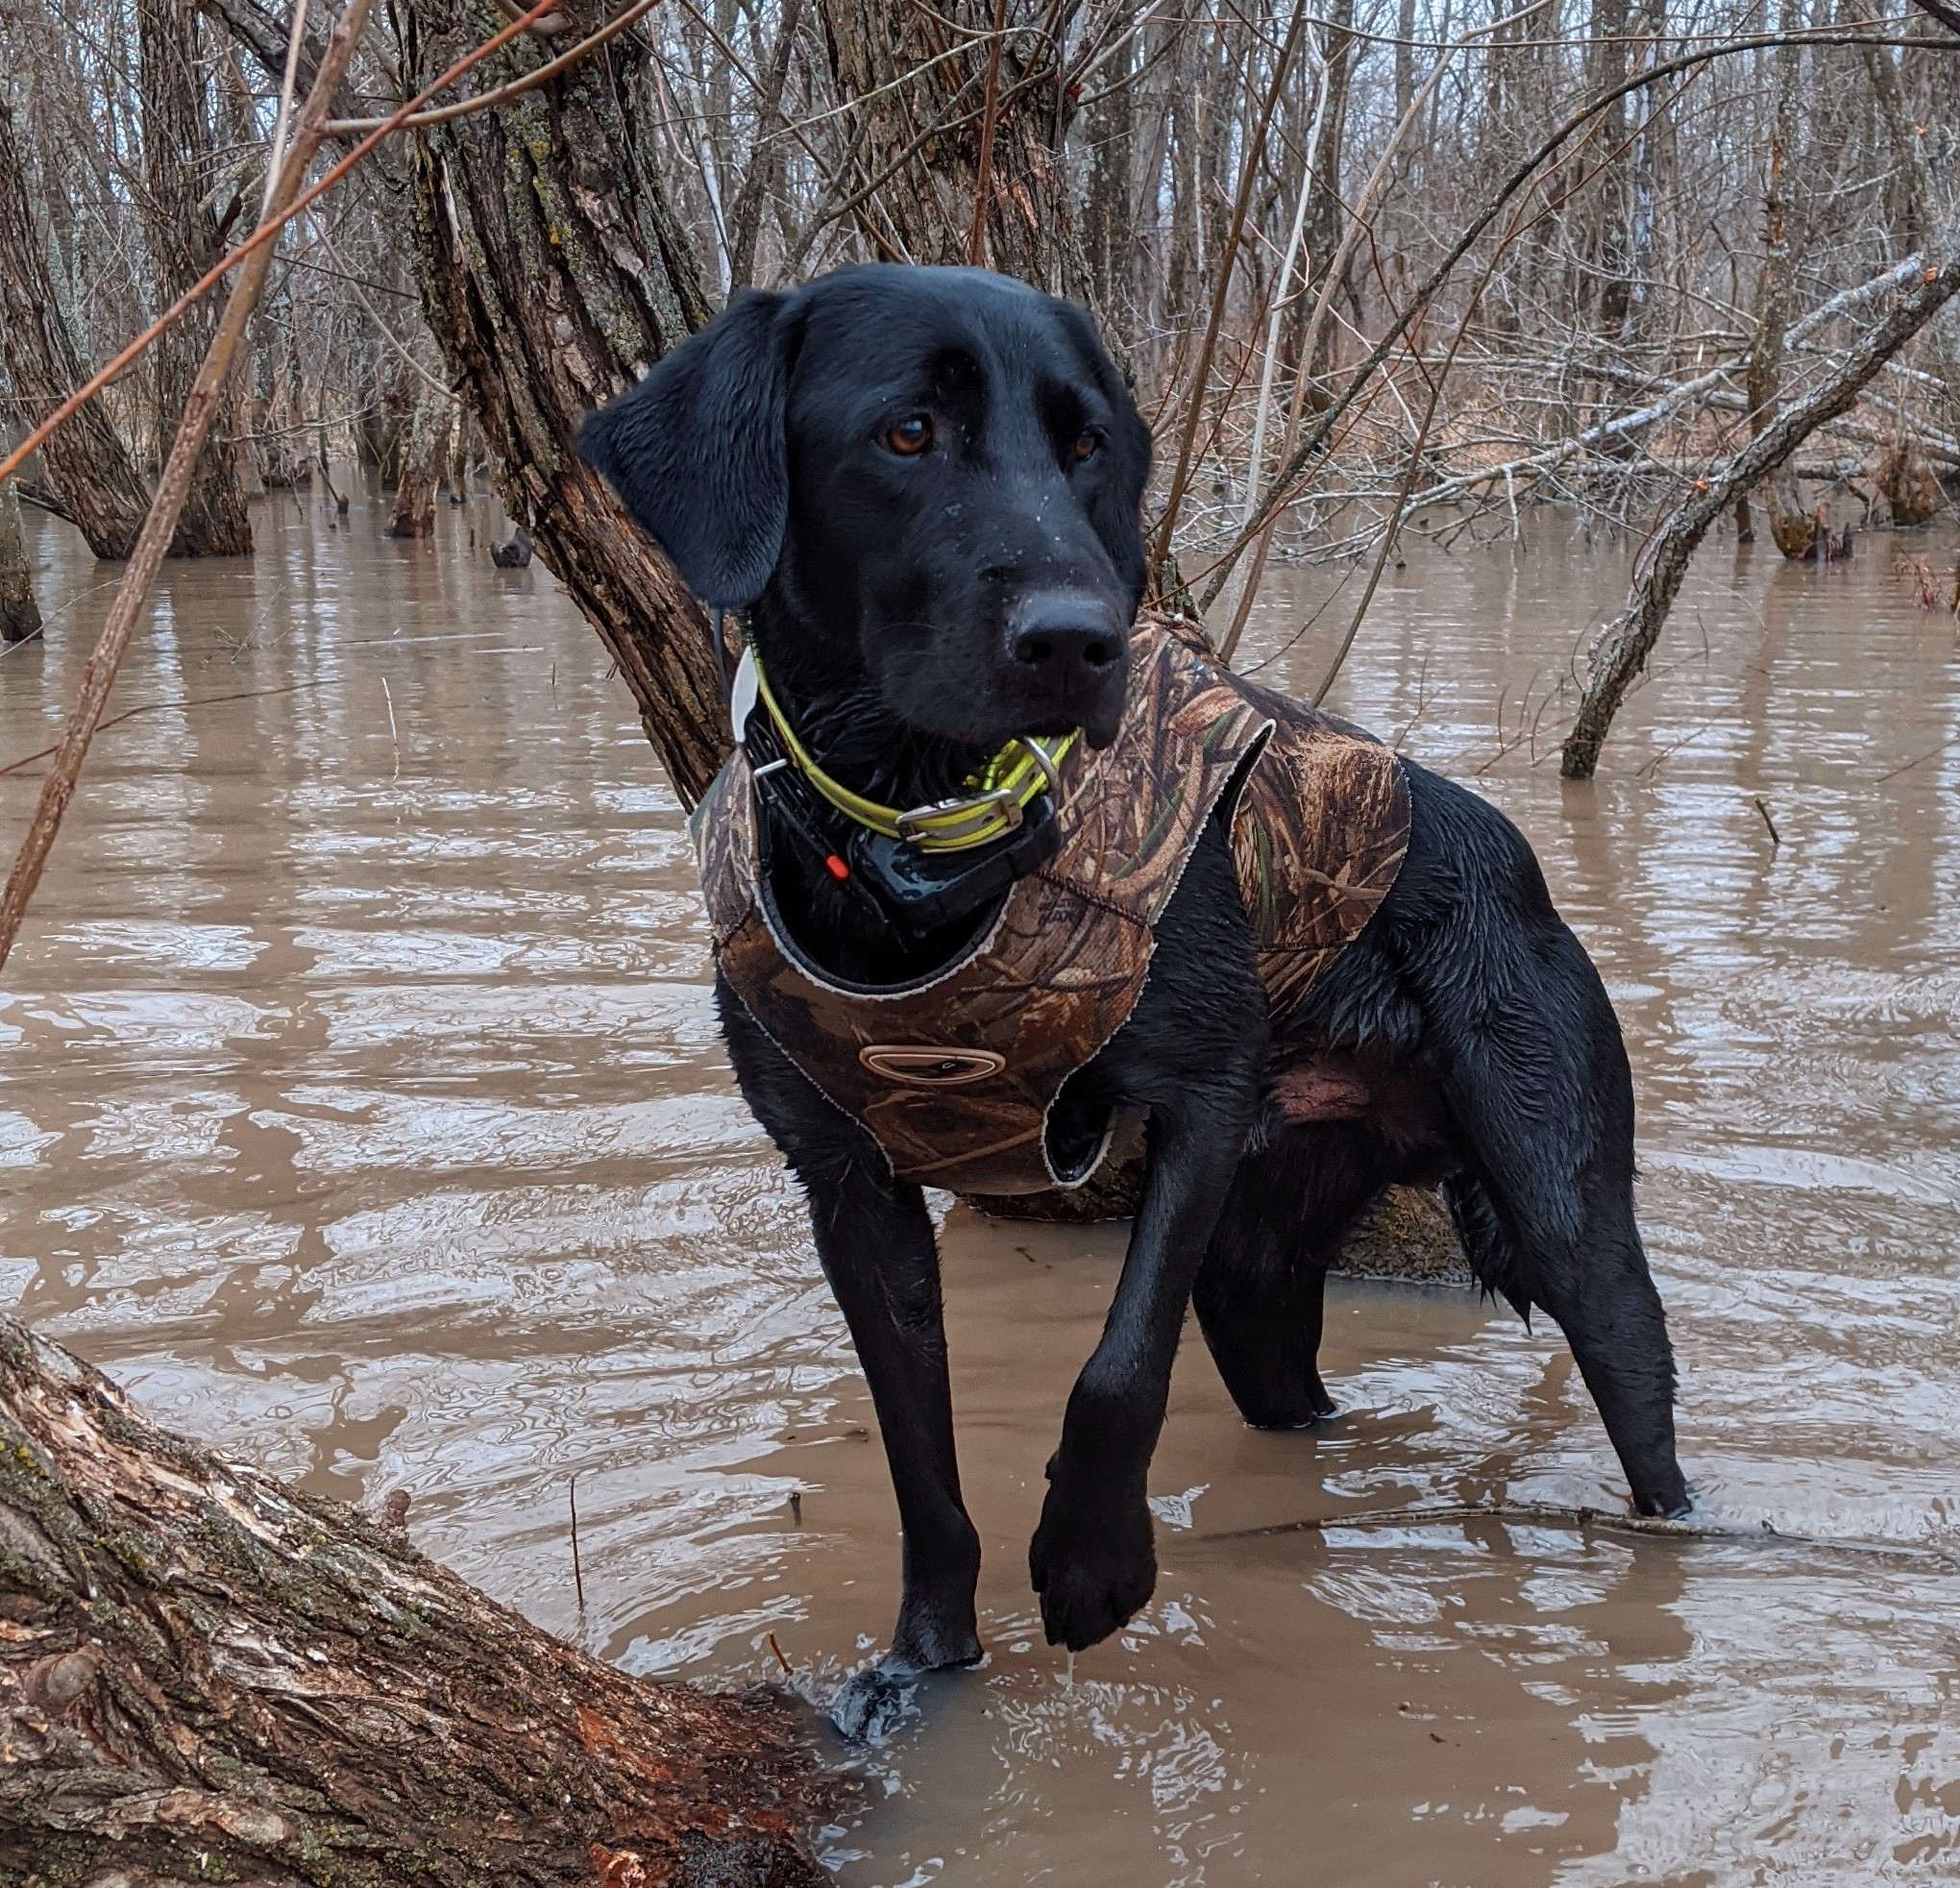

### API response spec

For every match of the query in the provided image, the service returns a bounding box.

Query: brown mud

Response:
[3,489,1959,1884]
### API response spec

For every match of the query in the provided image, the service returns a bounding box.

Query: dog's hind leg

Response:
[1434,953,1689,1519]
[1192,1126,1383,1428]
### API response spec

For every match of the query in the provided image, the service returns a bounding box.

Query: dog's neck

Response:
[739,589,1011,986]
[742,591,994,815]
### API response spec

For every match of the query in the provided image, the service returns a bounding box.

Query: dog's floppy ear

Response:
[577,289,801,609]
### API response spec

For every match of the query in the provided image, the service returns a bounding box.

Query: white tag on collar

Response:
[729,644,759,747]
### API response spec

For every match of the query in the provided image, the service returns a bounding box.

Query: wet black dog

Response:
[580,265,1687,1726]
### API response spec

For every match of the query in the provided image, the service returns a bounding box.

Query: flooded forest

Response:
[2,0,1959,1879]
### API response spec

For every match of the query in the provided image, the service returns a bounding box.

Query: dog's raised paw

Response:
[1030,1494,1157,1652]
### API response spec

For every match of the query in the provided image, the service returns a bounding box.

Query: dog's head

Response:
[578,266,1151,753]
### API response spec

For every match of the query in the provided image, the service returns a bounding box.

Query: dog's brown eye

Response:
[1073,429,1100,462]
[883,416,933,456]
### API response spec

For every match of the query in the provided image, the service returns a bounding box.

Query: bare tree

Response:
[137,0,255,553]
[0,97,156,559]
[386,383,447,538]
[814,0,1086,288]
[8,0,1951,770]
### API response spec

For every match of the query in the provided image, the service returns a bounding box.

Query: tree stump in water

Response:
[0,1315,836,1887]
[971,1161,1474,1287]
[1329,1185,1473,1285]
[0,480,39,646]
[388,391,449,541]
[1876,441,1944,527]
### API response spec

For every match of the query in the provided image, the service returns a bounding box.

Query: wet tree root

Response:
[0,1315,838,1887]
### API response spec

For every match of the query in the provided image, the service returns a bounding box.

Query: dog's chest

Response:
[695,616,1409,1196]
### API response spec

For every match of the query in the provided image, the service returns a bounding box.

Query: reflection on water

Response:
[3,488,1958,1884]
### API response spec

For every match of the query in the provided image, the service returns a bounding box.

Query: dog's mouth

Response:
[1024,703,1116,745]
[870,642,1131,756]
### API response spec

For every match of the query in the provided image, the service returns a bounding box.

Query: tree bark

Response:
[137,0,255,556]
[1080,28,1137,341]
[1876,437,1942,524]
[392,0,727,803]
[814,0,1086,295]
[1583,0,1634,338]
[1561,253,1960,779]
[0,1313,834,1885]
[0,100,155,562]
[0,481,40,645]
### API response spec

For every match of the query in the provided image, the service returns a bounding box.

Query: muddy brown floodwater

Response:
[4,489,1960,1885]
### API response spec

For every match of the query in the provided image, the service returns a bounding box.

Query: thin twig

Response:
[0,683,326,779]
[380,676,401,778]
[260,0,311,221]
[1874,731,1960,781]
[966,0,1010,266]
[322,236,453,398]
[1752,795,1781,847]
[570,1475,586,1609]
[1311,186,1518,704]
[1214,0,1551,652]
[1195,27,1957,614]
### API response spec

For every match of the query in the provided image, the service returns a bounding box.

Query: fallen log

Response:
[0,1314,836,1886]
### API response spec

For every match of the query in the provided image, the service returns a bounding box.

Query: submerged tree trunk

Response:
[0,481,40,645]
[0,99,155,562]
[1742,15,1814,558]
[1876,437,1942,525]
[391,0,725,803]
[0,1313,834,1884]
[137,0,255,556]
[388,387,446,538]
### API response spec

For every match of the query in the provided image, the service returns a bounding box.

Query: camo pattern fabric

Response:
[695,613,1410,1195]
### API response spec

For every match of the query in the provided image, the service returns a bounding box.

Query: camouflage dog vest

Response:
[694,613,1410,1196]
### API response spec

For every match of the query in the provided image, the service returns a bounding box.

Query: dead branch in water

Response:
[1560,253,1960,780]
[0,1313,833,1882]
[1200,1497,1960,1567]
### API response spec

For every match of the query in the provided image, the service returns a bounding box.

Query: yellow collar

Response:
[736,646,1076,853]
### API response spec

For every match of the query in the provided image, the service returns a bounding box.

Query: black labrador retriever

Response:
[580,264,1687,1724]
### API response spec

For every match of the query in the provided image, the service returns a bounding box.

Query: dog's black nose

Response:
[1008,593,1125,680]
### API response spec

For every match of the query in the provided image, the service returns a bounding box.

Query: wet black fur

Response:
[581,265,1687,1724]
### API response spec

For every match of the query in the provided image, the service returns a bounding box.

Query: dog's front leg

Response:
[719,984,980,1733]
[1027,821,1267,1652]
[806,1160,982,1678]
[1028,1086,1254,1651]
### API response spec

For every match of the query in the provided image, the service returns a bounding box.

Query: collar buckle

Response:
[894,786,1024,846]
